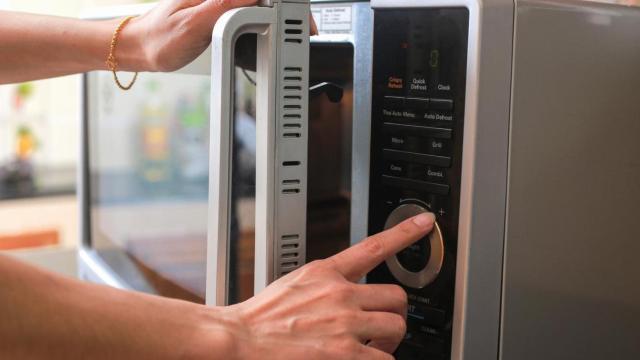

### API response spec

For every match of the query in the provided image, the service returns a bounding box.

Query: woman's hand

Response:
[0,0,257,82]
[0,212,434,360]
[0,0,317,83]
[121,0,257,72]
[220,212,436,360]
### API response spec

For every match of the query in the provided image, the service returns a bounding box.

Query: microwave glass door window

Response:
[88,67,258,304]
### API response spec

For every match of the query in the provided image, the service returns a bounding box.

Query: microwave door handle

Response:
[207,6,276,307]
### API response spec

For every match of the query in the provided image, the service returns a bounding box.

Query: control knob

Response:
[384,203,444,289]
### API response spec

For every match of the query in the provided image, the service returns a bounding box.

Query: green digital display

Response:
[429,49,440,68]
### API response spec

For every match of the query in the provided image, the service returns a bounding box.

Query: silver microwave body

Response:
[79,0,640,359]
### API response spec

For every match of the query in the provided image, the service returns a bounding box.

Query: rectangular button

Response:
[411,333,446,355]
[429,98,454,111]
[383,149,451,168]
[384,122,452,139]
[386,76,404,92]
[402,331,446,355]
[404,97,429,114]
[419,306,446,327]
[386,133,452,157]
[407,75,428,95]
[385,161,406,177]
[381,175,450,195]
[407,319,444,338]
[383,96,404,110]
[407,303,447,327]
[387,134,408,149]
[423,111,454,122]
[425,166,448,182]
[426,138,451,156]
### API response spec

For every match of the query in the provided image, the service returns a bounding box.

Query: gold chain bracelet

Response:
[106,16,138,91]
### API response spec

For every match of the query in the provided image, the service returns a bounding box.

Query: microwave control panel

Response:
[367,8,469,360]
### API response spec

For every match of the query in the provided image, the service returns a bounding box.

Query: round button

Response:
[384,203,444,289]
[396,235,430,272]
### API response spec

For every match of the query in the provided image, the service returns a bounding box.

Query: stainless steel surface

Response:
[371,1,515,359]
[383,204,445,289]
[263,0,310,282]
[348,1,375,247]
[452,2,513,359]
[501,1,640,359]
[207,7,276,306]
[78,249,133,290]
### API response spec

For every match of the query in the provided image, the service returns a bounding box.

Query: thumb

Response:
[193,0,258,19]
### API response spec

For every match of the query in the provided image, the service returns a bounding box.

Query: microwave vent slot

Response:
[282,244,299,251]
[281,261,299,268]
[283,18,303,45]
[280,233,302,275]
[282,67,303,125]
[285,28,303,35]
[282,243,299,250]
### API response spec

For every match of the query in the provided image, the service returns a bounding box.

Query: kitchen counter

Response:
[0,165,75,201]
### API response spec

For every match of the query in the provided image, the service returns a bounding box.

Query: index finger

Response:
[328,212,436,282]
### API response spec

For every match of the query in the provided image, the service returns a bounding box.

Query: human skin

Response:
[0,0,316,83]
[0,213,436,359]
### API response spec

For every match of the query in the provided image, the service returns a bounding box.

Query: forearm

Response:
[0,255,241,359]
[0,11,145,84]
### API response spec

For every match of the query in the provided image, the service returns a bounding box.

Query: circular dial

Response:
[384,203,444,289]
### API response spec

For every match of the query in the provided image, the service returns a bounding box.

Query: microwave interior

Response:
[83,37,354,304]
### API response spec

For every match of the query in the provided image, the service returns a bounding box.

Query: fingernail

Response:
[412,213,435,229]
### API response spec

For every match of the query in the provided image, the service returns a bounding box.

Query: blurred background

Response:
[0,0,153,272]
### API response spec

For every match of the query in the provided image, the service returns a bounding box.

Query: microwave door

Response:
[207,0,310,306]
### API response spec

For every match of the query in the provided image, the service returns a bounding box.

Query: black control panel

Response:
[367,8,469,360]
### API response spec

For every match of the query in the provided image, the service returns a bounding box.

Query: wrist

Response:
[188,304,248,360]
[107,16,150,72]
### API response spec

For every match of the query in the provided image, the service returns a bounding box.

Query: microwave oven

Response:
[79,0,640,359]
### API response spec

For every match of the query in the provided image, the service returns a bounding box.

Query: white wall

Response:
[0,196,78,248]
[0,0,151,170]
